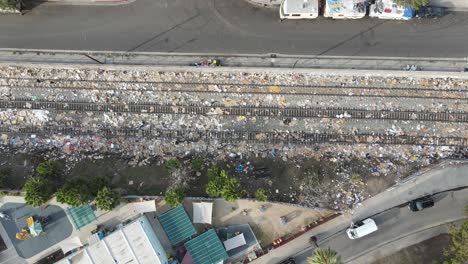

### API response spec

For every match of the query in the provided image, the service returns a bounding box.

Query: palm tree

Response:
[308,248,341,264]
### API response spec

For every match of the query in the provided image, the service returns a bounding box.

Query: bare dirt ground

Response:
[0,151,416,211]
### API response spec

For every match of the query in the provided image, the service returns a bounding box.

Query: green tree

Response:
[23,177,52,207]
[394,0,427,10]
[36,160,62,179]
[206,166,240,202]
[165,187,184,208]
[443,221,468,264]
[255,188,268,202]
[0,0,16,11]
[56,178,92,207]
[90,176,111,196]
[165,159,181,174]
[308,248,341,264]
[95,187,120,211]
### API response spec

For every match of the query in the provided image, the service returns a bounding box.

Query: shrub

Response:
[165,187,184,208]
[0,0,16,11]
[36,160,62,179]
[90,176,111,196]
[443,221,468,264]
[255,189,268,202]
[394,0,428,10]
[308,248,342,264]
[191,158,203,172]
[206,166,240,202]
[165,159,181,174]
[95,187,120,211]
[350,174,364,187]
[56,178,92,207]
[24,177,52,207]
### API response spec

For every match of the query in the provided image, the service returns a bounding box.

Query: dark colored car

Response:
[279,257,296,264]
[415,6,446,18]
[408,196,435,212]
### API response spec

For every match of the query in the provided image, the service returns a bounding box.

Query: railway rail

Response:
[2,126,467,147]
[2,85,467,100]
[2,77,468,92]
[1,99,467,123]
[2,77,468,91]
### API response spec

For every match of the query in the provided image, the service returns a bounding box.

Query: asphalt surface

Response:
[294,188,468,263]
[1,0,468,57]
[0,203,72,259]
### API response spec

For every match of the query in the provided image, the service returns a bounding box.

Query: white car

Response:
[346,218,378,239]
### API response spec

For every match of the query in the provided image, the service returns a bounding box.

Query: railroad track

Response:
[1,99,467,123]
[2,77,467,100]
[2,84,467,100]
[2,77,468,91]
[2,126,467,147]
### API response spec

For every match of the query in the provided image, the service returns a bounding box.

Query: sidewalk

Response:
[251,160,468,263]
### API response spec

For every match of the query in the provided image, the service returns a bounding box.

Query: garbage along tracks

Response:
[1,99,467,123]
[1,78,468,100]
[2,126,467,147]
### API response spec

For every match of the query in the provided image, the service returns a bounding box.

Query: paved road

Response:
[1,0,468,57]
[294,188,468,263]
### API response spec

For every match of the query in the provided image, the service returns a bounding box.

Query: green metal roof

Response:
[159,206,196,245]
[184,229,228,264]
[66,205,97,230]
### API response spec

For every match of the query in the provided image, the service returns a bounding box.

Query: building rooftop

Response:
[184,229,228,264]
[159,206,197,245]
[217,224,260,260]
[56,215,167,264]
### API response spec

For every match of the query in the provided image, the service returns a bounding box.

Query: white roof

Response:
[130,200,157,214]
[193,202,213,224]
[223,233,246,251]
[56,218,162,264]
[284,0,319,14]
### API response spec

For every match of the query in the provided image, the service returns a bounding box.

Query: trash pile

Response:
[0,65,466,210]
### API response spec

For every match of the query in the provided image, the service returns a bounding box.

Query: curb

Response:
[45,0,135,6]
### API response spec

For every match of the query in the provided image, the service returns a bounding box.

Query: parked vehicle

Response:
[408,196,434,212]
[346,218,378,239]
[278,257,296,264]
[415,6,446,18]
[369,0,414,20]
[324,0,367,19]
[280,0,319,20]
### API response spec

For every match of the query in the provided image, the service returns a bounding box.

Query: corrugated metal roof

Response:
[184,230,228,264]
[55,215,164,264]
[159,206,197,245]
